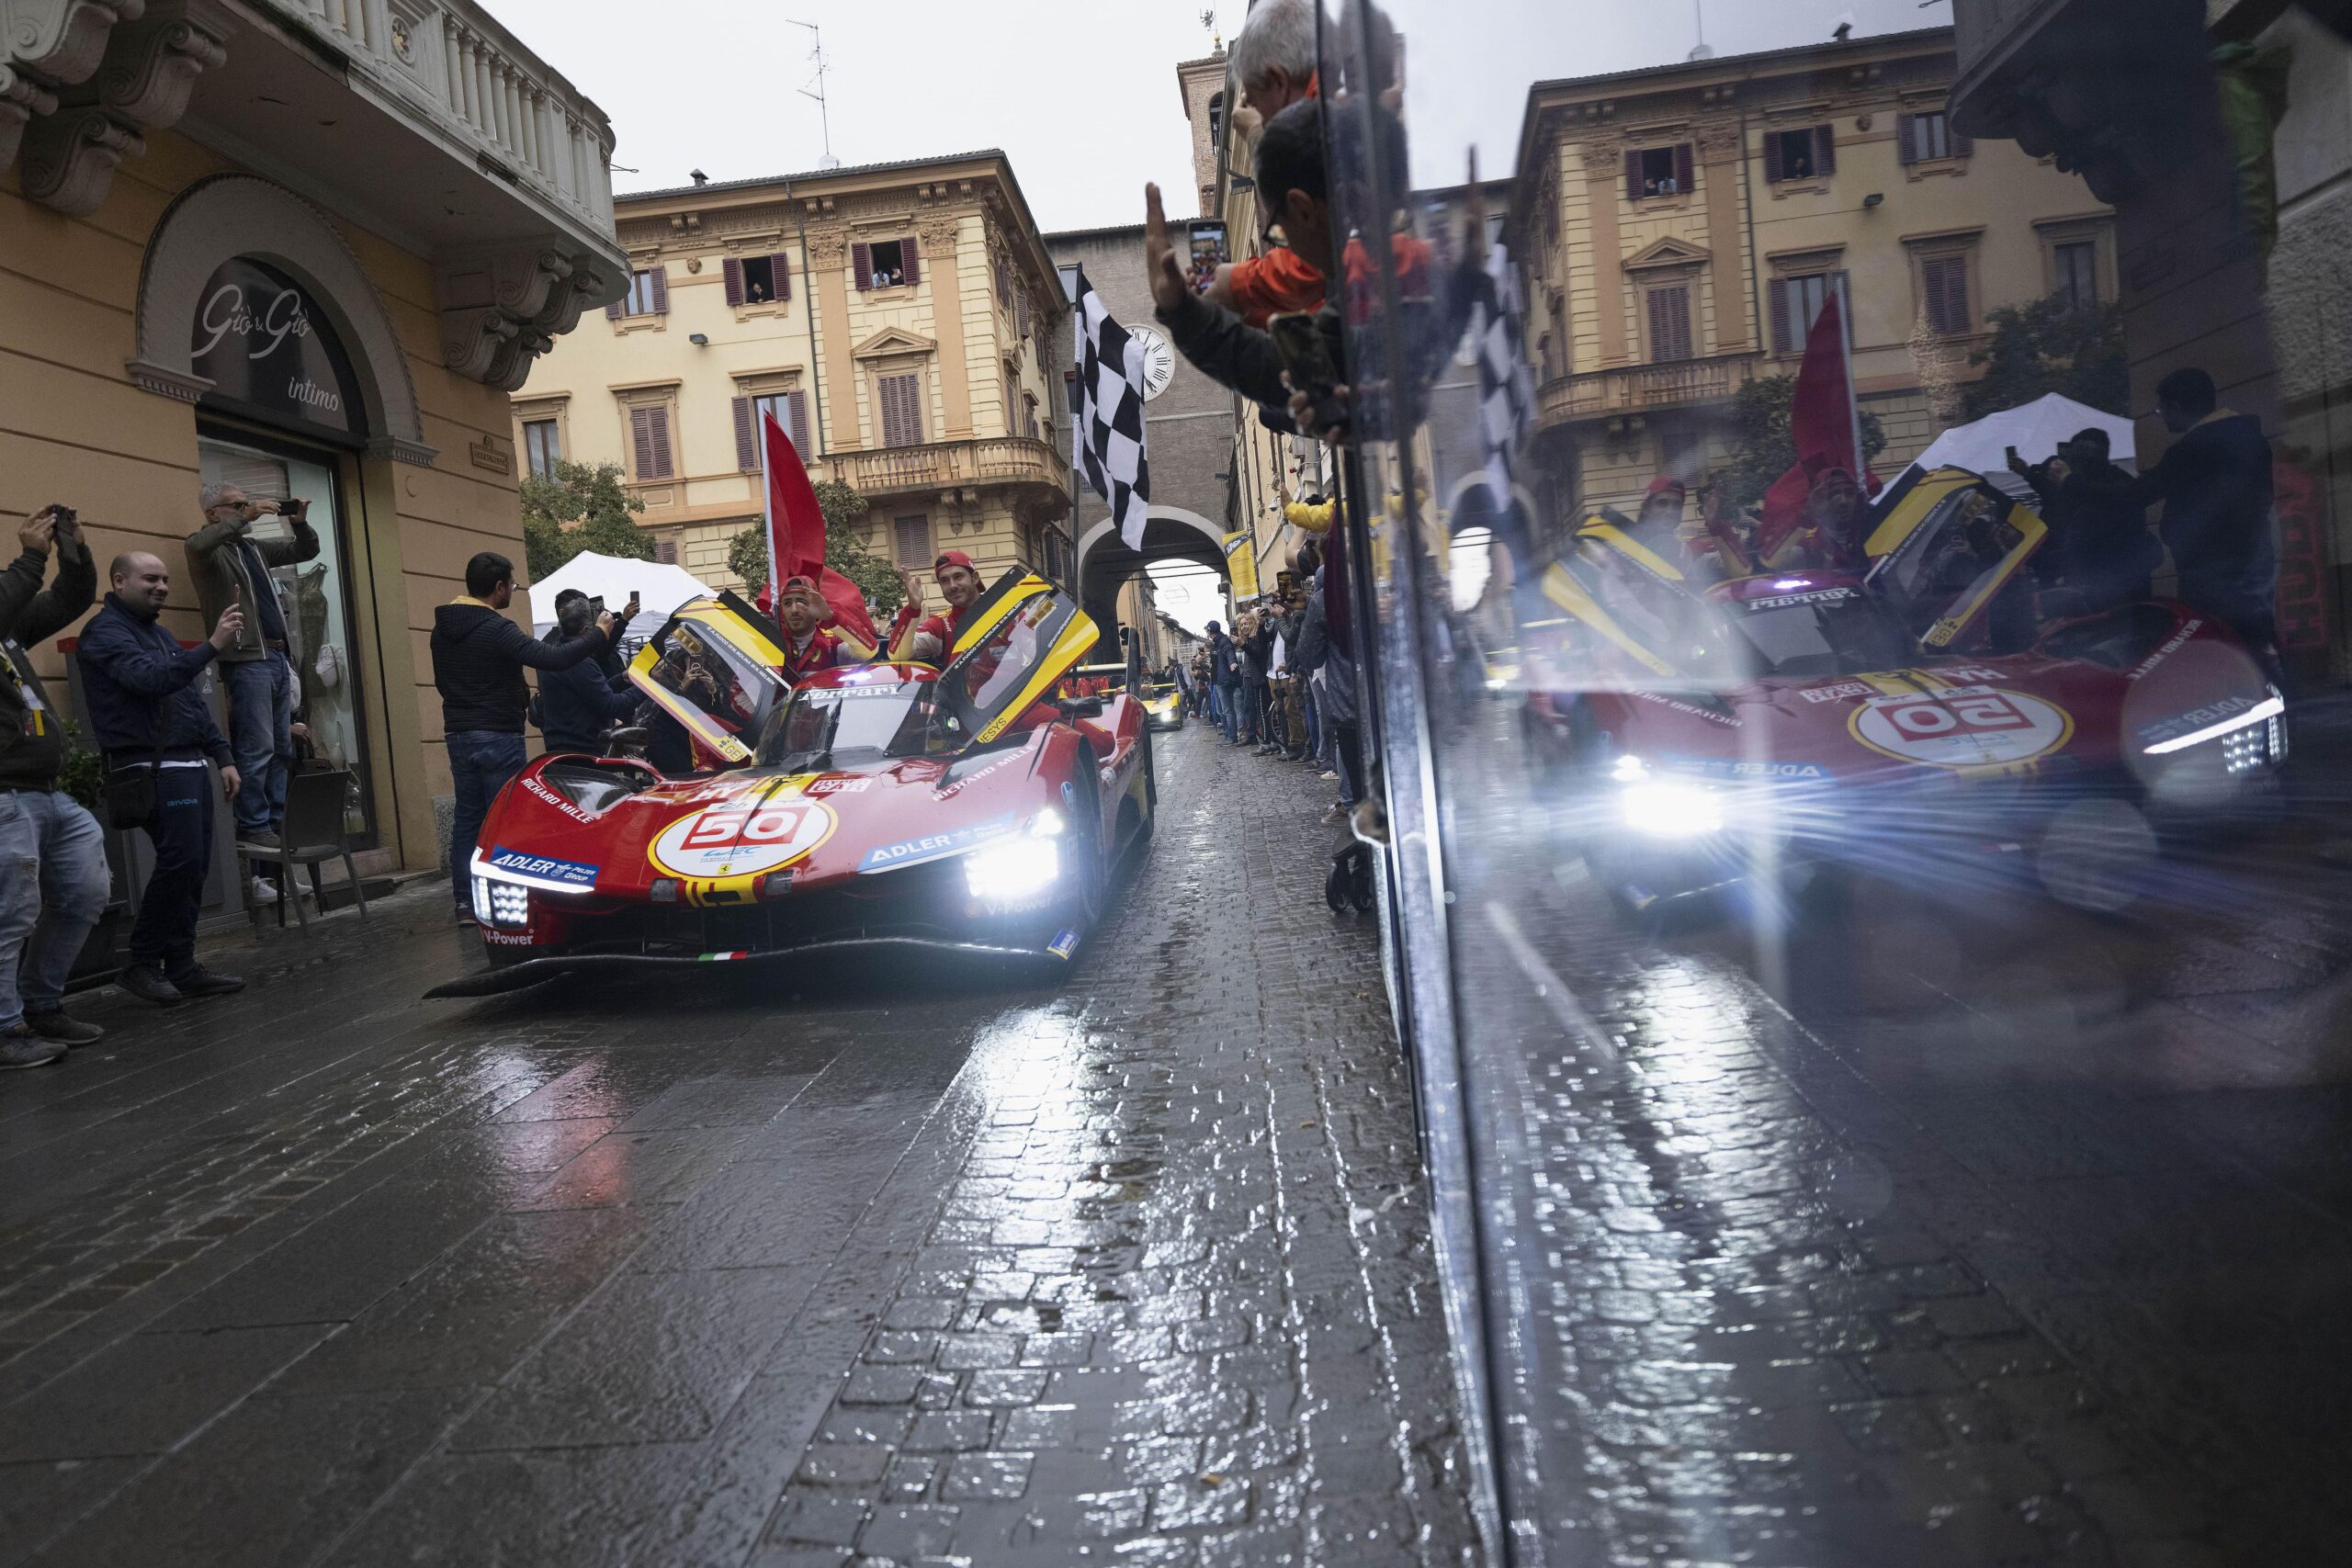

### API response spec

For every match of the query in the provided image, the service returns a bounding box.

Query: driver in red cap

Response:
[775,574,876,682]
[887,549,984,665]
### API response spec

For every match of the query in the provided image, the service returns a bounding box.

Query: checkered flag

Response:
[1469,242,1535,511]
[1072,271,1151,551]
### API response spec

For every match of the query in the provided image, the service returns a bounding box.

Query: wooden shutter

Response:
[1769,277,1793,354]
[1648,287,1691,362]
[900,377,924,444]
[894,515,929,567]
[853,242,872,290]
[605,296,624,320]
[900,234,921,285]
[1017,292,1030,339]
[646,404,674,478]
[1815,126,1836,175]
[656,540,679,565]
[1674,143,1694,194]
[1897,113,1917,166]
[1764,132,1784,184]
[629,405,656,478]
[723,257,744,307]
[1624,149,1643,202]
[1923,256,1969,334]
[788,389,810,454]
[1942,257,1969,333]
[770,252,793,301]
[649,266,669,314]
[732,395,756,469]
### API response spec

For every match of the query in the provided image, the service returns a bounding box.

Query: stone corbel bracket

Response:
[17,0,231,215]
[437,244,618,391]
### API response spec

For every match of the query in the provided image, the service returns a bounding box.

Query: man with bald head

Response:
[77,549,246,1006]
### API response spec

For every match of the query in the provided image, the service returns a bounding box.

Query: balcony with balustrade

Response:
[829,435,1074,520]
[1533,354,1762,435]
[3,0,626,389]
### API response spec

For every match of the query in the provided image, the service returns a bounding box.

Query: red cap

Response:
[779,574,819,596]
[1645,475,1687,501]
[933,549,976,577]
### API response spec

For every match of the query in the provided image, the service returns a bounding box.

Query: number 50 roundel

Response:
[650,800,835,878]
[1849,688,2073,768]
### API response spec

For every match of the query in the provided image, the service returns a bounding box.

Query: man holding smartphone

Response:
[187,482,320,903]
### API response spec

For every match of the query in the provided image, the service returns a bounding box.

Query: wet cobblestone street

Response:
[0,730,1476,1568]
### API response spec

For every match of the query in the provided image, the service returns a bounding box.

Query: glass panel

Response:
[198,434,371,842]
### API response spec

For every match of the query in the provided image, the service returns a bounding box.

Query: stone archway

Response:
[127,174,435,466]
[1076,505,1229,654]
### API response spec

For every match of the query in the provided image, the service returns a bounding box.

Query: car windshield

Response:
[755,680,943,768]
[1724,591,1916,678]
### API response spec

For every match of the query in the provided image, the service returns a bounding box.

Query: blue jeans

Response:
[447,729,527,909]
[0,789,109,1029]
[1215,684,1238,741]
[128,761,213,976]
[223,652,294,843]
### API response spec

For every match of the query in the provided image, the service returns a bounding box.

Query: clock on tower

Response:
[1130,325,1177,400]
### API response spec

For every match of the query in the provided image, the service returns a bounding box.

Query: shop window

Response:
[628,402,675,479]
[1769,270,1849,354]
[1766,127,1835,182]
[523,419,560,478]
[1627,144,1691,200]
[198,434,373,844]
[1919,254,1973,336]
[877,371,925,447]
[2054,241,2100,313]
[1645,285,1693,363]
[1898,110,1971,164]
[894,514,931,567]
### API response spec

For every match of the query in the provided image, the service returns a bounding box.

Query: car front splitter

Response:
[424,932,1078,999]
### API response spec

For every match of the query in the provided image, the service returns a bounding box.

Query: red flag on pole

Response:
[1753,286,1879,563]
[761,412,878,647]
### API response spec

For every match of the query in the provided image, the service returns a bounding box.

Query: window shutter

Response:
[1944,257,1969,334]
[854,242,872,289]
[656,540,679,565]
[646,404,673,478]
[723,257,744,308]
[1954,128,1975,159]
[904,376,925,444]
[732,396,756,470]
[1648,288,1690,362]
[630,406,656,478]
[1624,149,1642,203]
[1764,133,1784,184]
[1897,113,1917,166]
[771,252,793,301]
[1834,270,1853,336]
[1675,142,1694,193]
[1769,277,1793,354]
[605,297,624,321]
[900,234,921,285]
[650,266,669,314]
[788,389,811,454]
[1017,292,1030,339]
[1815,126,1836,176]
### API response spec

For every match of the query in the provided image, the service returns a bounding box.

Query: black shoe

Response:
[0,1027,66,1070]
[167,965,245,998]
[24,1010,103,1047]
[454,905,479,927]
[241,829,283,850]
[1283,749,1307,762]
[118,964,185,1006]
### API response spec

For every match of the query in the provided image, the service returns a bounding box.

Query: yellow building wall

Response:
[2,127,533,873]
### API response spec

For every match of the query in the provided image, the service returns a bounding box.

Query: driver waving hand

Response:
[775,574,875,682]
[888,550,984,666]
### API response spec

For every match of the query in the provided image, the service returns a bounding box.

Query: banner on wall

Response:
[1223,531,1261,599]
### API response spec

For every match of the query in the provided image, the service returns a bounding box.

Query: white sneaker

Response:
[250,875,279,904]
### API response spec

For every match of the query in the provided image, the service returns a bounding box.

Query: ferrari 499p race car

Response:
[1522,467,2287,919]
[429,572,1156,997]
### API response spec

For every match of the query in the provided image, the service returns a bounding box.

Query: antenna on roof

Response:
[788,18,842,170]
[1688,0,1713,61]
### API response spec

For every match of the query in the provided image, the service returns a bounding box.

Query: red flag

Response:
[1754,288,1879,562]
[762,412,878,647]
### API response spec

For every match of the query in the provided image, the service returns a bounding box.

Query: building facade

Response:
[2,0,622,880]
[513,153,1072,601]
[1952,0,2352,683]
[1046,222,1236,643]
[1511,27,2114,540]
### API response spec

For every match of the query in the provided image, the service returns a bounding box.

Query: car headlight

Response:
[963,836,1061,905]
[2142,694,2285,757]
[471,874,531,930]
[1618,777,1725,838]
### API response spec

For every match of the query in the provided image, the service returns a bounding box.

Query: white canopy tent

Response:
[522,553,713,647]
[1904,392,2140,487]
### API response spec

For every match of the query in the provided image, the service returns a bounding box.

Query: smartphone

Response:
[1270,312,1347,435]
[43,503,77,541]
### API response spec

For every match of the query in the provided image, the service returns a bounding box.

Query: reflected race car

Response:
[1140,680,1186,731]
[1524,467,2286,917]
[429,572,1156,996]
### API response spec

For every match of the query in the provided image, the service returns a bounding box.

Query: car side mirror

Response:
[1060,696,1104,718]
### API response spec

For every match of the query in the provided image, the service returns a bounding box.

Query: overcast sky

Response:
[495,0,1948,631]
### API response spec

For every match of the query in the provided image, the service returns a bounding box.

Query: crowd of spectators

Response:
[1189,539,1362,825]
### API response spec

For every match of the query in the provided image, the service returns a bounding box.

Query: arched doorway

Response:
[1076,505,1230,660]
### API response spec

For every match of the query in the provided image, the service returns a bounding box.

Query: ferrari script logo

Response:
[1849,687,2072,769]
[650,800,835,879]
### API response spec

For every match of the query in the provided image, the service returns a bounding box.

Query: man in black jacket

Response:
[431,552,614,919]
[2125,367,2279,661]
[0,506,107,1063]
[78,551,247,1006]
[538,590,639,757]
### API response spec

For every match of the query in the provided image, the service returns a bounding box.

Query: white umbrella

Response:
[522,553,712,646]
[1905,392,2139,484]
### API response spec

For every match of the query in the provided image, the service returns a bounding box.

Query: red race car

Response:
[429,571,1155,997]
[1523,467,2287,919]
